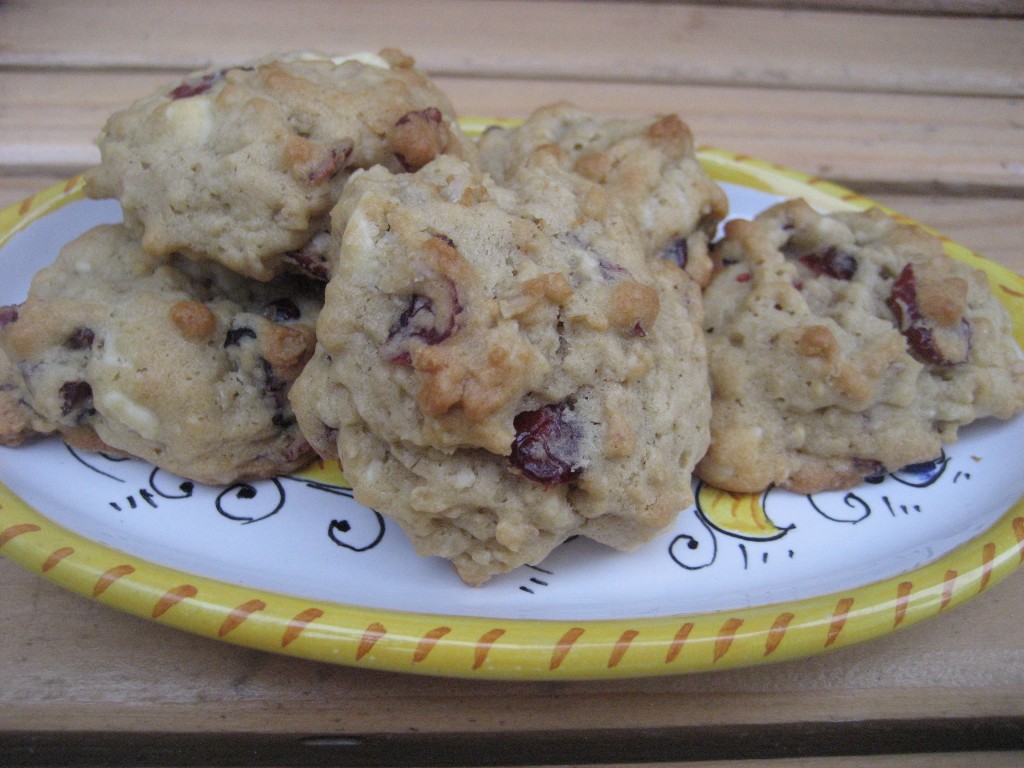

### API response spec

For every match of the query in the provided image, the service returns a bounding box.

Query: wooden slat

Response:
[718,0,1024,16]
[1,1,1022,97]
[542,757,1024,768]
[869,195,1024,274]
[0,176,71,212]
[1,558,1022,736]
[1,3,1022,763]
[2,71,1023,195]
[1,730,1022,766]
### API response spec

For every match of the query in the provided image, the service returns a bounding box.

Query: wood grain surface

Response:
[0,1,1022,766]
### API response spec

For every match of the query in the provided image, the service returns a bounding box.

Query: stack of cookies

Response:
[2,50,1022,585]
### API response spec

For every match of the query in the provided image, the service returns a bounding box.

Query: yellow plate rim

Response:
[2,149,1023,681]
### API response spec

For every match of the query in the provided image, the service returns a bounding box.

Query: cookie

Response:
[290,152,711,585]
[477,102,728,286]
[0,224,322,485]
[0,326,51,446]
[697,198,1024,494]
[85,49,478,282]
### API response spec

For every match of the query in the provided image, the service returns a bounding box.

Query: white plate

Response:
[2,152,1023,679]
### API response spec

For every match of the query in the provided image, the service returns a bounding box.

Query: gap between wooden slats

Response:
[717,0,1024,17]
[0,1,1021,97]
[2,71,1023,195]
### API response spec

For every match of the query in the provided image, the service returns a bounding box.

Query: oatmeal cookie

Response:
[0,324,51,446]
[697,198,1024,494]
[0,224,321,485]
[85,49,478,282]
[291,153,711,585]
[478,102,728,286]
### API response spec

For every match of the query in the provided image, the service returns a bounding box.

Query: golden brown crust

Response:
[0,390,33,446]
[169,300,217,341]
[478,102,728,288]
[291,155,710,585]
[697,198,1024,494]
[85,50,478,282]
[0,224,322,485]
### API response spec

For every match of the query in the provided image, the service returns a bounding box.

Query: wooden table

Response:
[1,2,1022,765]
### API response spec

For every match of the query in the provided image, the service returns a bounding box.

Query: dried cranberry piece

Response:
[0,305,18,327]
[262,298,301,322]
[283,234,331,281]
[59,380,93,417]
[224,326,257,347]
[66,327,95,350]
[390,295,449,345]
[384,282,461,364]
[259,358,295,427]
[170,72,219,100]
[887,264,969,366]
[396,106,443,127]
[510,403,583,486]
[659,238,688,270]
[391,107,446,171]
[169,66,253,100]
[853,458,886,481]
[305,139,354,184]
[272,412,296,428]
[798,246,858,280]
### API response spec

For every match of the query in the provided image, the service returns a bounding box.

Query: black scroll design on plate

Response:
[668,508,719,571]
[807,491,873,525]
[148,467,195,500]
[280,477,387,553]
[66,445,131,482]
[883,451,949,488]
[668,449,959,575]
[809,451,950,525]
[66,446,387,555]
[215,478,286,524]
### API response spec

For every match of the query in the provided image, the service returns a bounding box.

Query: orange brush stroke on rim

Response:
[0,523,41,548]
[412,626,452,663]
[825,597,855,647]
[764,612,794,656]
[979,542,997,592]
[939,569,958,611]
[218,598,267,637]
[41,546,75,572]
[1013,517,1024,562]
[665,622,694,664]
[607,629,640,668]
[472,628,506,671]
[282,608,325,648]
[550,627,586,670]
[713,618,744,662]
[356,622,387,661]
[152,584,198,618]
[92,564,135,597]
[893,581,913,628]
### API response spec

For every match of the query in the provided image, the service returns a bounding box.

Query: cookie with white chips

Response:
[86,49,478,282]
[291,153,711,585]
[697,198,1024,494]
[0,224,321,485]
[478,102,728,286]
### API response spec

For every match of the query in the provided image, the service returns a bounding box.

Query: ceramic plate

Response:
[2,145,1023,680]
